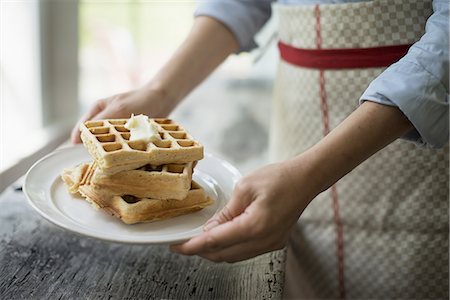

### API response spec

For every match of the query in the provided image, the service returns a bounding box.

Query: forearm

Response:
[146,16,239,105]
[293,101,413,197]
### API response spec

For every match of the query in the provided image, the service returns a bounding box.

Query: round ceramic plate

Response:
[23,145,241,244]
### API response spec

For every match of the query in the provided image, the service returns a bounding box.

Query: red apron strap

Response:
[278,42,412,70]
[314,4,347,300]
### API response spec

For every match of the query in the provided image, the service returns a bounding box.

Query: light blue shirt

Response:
[195,0,449,147]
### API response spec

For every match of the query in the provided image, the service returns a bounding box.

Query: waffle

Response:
[80,118,203,174]
[61,163,90,194]
[77,181,213,224]
[62,161,194,200]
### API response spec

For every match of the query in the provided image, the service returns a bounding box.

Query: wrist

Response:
[288,149,332,199]
[144,79,179,106]
[139,79,182,118]
[279,151,326,207]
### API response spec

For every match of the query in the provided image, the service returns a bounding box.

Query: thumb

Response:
[91,100,133,121]
[203,182,252,231]
[71,121,84,144]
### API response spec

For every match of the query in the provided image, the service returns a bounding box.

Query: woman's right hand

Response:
[71,86,175,143]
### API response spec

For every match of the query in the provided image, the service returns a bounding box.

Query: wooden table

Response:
[0,183,285,299]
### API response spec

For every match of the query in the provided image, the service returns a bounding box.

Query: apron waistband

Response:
[278,41,412,70]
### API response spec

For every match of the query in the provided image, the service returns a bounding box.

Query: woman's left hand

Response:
[170,157,319,263]
[171,102,415,263]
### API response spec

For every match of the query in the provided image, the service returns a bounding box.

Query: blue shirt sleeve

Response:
[194,0,273,52]
[360,0,449,148]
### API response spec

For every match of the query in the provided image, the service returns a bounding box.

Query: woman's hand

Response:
[171,102,414,263]
[170,157,319,263]
[71,86,175,143]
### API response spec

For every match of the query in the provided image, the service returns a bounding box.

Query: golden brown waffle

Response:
[61,163,90,194]
[63,161,194,200]
[62,163,214,224]
[80,118,203,174]
[79,181,213,225]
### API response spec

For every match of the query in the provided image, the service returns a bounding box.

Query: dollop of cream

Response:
[124,114,160,143]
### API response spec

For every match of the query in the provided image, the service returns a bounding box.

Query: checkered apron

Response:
[270,1,449,299]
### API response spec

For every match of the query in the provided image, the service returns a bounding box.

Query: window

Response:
[1,1,41,171]
[1,1,78,191]
[80,1,197,107]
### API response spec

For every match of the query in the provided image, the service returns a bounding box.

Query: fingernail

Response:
[203,220,219,231]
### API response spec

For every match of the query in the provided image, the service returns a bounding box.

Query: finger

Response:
[88,99,108,118]
[70,123,83,144]
[203,183,252,231]
[90,105,125,120]
[199,238,282,263]
[171,213,251,255]
[71,99,107,144]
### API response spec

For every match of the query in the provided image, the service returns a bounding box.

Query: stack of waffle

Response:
[62,118,213,224]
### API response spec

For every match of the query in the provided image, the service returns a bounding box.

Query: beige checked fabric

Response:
[271,1,448,299]
[277,0,433,49]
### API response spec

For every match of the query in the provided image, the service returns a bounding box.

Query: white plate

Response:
[23,145,241,244]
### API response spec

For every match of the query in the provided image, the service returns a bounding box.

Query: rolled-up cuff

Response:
[360,61,449,148]
[194,2,259,52]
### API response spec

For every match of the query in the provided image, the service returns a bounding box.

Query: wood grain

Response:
[0,187,285,299]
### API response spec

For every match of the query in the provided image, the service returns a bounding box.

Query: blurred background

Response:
[0,0,277,191]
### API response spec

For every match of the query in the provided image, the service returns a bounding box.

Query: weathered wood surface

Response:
[0,186,285,299]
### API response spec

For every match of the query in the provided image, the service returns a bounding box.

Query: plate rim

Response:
[23,145,241,245]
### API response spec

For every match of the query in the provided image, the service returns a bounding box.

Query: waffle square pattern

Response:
[80,118,204,174]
